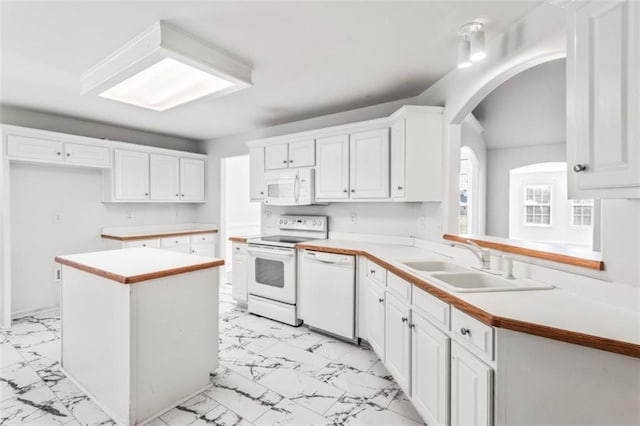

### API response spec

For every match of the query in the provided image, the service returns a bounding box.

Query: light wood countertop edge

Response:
[101,229,218,241]
[229,236,248,243]
[443,234,605,271]
[295,243,639,359]
[55,256,225,284]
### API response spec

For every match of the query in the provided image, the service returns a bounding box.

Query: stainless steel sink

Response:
[402,260,469,273]
[427,272,554,293]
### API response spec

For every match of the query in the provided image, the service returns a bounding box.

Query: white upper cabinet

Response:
[150,154,180,201]
[180,158,205,201]
[109,150,205,203]
[568,0,640,198]
[390,106,443,202]
[114,150,150,201]
[249,146,266,201]
[288,139,315,168]
[7,134,110,168]
[350,128,390,199]
[316,134,350,200]
[265,139,315,170]
[265,143,289,170]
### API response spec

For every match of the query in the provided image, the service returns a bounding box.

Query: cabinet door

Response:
[249,147,266,201]
[150,154,180,201]
[64,143,110,168]
[289,139,315,167]
[350,128,390,199]
[180,158,205,202]
[232,249,248,303]
[451,342,493,426]
[315,134,350,200]
[7,135,64,162]
[390,118,406,198]
[364,279,386,360]
[191,244,216,258]
[384,291,411,395]
[265,143,289,170]
[114,150,149,200]
[568,0,640,198]
[412,311,450,426]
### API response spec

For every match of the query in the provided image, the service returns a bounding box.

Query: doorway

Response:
[220,155,261,283]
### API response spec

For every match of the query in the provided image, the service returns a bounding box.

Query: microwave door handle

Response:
[294,174,300,203]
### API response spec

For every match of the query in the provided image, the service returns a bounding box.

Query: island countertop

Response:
[55,247,224,284]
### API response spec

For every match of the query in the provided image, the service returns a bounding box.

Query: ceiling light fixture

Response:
[81,21,252,111]
[457,36,472,69]
[458,21,486,68]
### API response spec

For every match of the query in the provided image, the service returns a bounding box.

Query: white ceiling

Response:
[0,1,541,141]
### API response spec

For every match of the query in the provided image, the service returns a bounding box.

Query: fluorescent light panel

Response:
[99,58,234,111]
[81,22,252,111]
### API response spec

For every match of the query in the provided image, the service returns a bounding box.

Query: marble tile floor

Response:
[1,283,425,425]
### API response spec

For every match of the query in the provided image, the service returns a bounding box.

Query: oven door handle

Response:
[248,247,296,257]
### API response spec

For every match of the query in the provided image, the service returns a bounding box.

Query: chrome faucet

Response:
[450,240,491,270]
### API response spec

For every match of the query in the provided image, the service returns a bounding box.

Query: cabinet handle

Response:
[401,317,408,323]
[573,163,587,173]
[397,186,403,190]
[370,269,375,274]
[66,153,71,157]
[176,193,179,197]
[260,191,264,195]
[460,327,471,336]
[351,189,355,193]
[191,249,195,253]
[409,323,415,329]
[289,160,293,163]
[378,298,384,303]
[56,152,62,156]
[343,189,348,193]
[144,192,148,196]
[181,194,185,197]
[282,160,287,164]
[142,244,146,247]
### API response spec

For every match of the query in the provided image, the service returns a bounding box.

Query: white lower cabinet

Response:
[231,243,248,303]
[411,310,450,426]
[364,278,386,360]
[123,239,160,249]
[118,233,216,257]
[451,342,493,426]
[384,291,411,395]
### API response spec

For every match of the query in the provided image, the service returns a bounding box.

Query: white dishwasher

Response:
[299,249,356,340]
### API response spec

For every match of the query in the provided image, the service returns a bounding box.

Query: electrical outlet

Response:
[264,210,272,218]
[351,212,357,224]
[126,211,133,219]
[53,212,63,224]
[53,265,61,282]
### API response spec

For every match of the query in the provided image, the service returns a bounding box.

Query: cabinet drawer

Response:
[124,239,160,249]
[451,307,494,360]
[8,135,64,162]
[160,236,190,248]
[366,258,387,286]
[412,286,450,329]
[387,272,411,302]
[189,233,216,244]
[64,143,110,167]
[233,243,248,255]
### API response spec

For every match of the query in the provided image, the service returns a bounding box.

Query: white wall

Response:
[10,163,199,315]
[509,167,592,245]
[3,108,202,316]
[486,143,566,237]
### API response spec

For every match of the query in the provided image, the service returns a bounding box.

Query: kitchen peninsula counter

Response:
[295,239,640,358]
[55,248,223,425]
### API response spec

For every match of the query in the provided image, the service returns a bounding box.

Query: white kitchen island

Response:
[55,247,223,426]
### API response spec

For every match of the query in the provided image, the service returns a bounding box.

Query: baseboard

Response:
[11,304,59,320]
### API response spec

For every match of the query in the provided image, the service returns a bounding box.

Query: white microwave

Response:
[264,168,314,206]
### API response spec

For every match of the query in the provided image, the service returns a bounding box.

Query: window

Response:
[524,185,551,226]
[571,199,594,227]
[459,169,470,233]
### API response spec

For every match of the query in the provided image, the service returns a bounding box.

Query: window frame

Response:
[523,184,553,227]
[570,199,594,228]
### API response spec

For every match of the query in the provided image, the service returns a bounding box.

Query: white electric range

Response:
[246,215,327,326]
